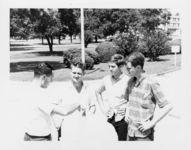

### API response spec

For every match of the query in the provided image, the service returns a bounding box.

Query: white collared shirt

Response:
[57,81,96,140]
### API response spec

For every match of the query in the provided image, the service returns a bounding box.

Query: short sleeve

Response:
[150,80,169,108]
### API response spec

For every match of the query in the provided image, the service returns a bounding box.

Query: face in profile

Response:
[108,62,121,77]
[71,66,84,83]
[126,62,137,77]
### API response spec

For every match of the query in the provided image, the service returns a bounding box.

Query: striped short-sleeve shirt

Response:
[126,73,168,137]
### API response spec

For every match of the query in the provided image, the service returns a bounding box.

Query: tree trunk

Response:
[51,36,53,45]
[95,36,98,43]
[45,35,53,52]
[58,35,61,45]
[70,35,72,43]
[85,43,88,48]
[42,37,44,45]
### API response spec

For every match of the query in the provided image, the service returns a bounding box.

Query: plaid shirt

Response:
[125,73,169,137]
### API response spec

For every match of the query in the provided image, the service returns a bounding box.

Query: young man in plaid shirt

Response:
[125,52,173,141]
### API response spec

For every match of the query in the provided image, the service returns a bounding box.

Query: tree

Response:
[58,9,80,43]
[139,9,171,32]
[84,30,93,48]
[113,29,140,57]
[10,9,33,39]
[140,29,171,61]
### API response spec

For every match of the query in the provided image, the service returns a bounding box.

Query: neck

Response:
[135,71,144,80]
[72,81,83,93]
[112,71,123,80]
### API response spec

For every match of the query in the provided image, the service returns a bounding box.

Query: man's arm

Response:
[138,103,173,132]
[95,82,108,114]
[138,80,173,132]
[52,103,80,116]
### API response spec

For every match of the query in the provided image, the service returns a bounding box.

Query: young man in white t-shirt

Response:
[24,62,81,141]
[53,60,118,141]
[96,54,129,141]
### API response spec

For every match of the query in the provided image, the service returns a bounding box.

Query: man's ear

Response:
[136,65,142,70]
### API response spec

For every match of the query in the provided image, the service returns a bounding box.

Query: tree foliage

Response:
[58,9,80,43]
[140,29,171,61]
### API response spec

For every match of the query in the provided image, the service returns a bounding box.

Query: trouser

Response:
[108,115,128,141]
[128,128,154,141]
[58,127,61,141]
[24,132,52,141]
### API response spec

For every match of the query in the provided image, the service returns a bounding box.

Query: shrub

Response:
[113,31,140,57]
[140,30,171,61]
[86,50,100,64]
[95,42,118,63]
[63,48,94,70]
[71,54,94,70]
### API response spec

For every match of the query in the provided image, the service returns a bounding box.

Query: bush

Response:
[86,50,100,64]
[113,31,140,57]
[140,30,171,61]
[95,42,118,63]
[63,48,94,70]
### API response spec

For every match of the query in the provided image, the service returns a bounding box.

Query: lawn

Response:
[10,39,181,81]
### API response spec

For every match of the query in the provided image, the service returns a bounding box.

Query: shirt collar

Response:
[111,73,125,82]
[134,73,147,87]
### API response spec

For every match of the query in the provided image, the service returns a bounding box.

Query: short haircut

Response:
[34,62,53,78]
[109,54,126,67]
[70,58,86,72]
[127,52,145,69]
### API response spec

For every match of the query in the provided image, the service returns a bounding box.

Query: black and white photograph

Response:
[1,0,191,150]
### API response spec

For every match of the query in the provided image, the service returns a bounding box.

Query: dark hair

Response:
[127,52,145,69]
[70,59,86,72]
[109,54,126,67]
[34,62,53,78]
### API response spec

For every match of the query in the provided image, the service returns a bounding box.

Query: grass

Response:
[10,39,181,81]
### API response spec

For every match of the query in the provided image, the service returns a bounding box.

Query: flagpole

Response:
[81,8,85,64]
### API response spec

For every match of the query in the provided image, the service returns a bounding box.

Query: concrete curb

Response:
[151,67,181,77]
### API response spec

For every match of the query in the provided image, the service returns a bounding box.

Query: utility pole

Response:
[81,8,85,64]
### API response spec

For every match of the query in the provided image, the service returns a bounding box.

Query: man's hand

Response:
[116,108,126,116]
[89,105,96,114]
[137,120,155,132]
[106,109,114,118]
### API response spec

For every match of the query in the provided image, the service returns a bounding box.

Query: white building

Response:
[167,12,181,40]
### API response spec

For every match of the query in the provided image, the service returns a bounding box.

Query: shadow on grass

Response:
[10,44,32,47]
[10,47,35,51]
[10,61,67,72]
[30,51,64,56]
[146,58,170,62]
[35,42,81,45]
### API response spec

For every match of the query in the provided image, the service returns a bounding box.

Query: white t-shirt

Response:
[57,81,117,141]
[57,82,94,141]
[24,83,59,136]
[97,74,130,121]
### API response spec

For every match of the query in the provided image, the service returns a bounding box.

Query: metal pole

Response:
[174,52,177,67]
[81,8,85,64]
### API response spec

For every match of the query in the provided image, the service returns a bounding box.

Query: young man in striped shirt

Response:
[125,52,173,141]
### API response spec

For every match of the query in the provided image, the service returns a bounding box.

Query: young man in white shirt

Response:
[96,54,129,141]
[24,62,81,141]
[54,60,118,141]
